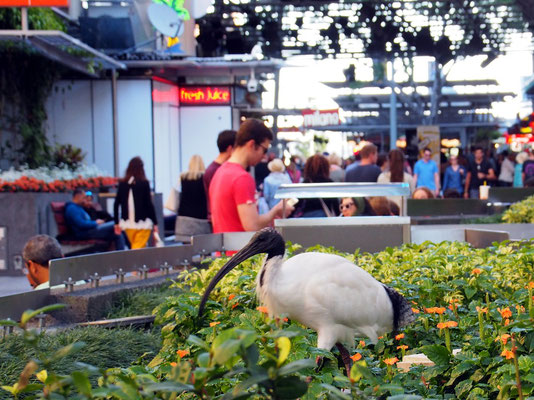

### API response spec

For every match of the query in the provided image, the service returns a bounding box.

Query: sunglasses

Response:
[340,202,355,210]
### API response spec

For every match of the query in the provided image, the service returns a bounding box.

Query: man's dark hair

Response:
[235,119,273,147]
[217,130,237,153]
[360,144,377,159]
[423,147,431,153]
[22,234,62,267]
[73,188,85,197]
[473,146,483,153]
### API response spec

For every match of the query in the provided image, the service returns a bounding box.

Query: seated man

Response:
[82,190,113,222]
[65,188,125,250]
[23,234,63,290]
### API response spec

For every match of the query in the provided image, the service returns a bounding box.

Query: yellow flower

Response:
[437,321,458,329]
[176,350,189,358]
[209,321,220,327]
[384,357,399,365]
[256,306,269,314]
[350,353,362,362]
[471,268,483,275]
[395,333,405,340]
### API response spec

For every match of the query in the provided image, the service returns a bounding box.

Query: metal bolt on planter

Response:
[160,262,171,275]
[89,273,101,288]
[181,259,189,268]
[115,268,126,283]
[36,313,46,331]
[63,277,75,292]
[138,265,149,279]
[2,319,14,338]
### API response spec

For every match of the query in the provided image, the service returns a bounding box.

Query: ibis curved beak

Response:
[198,237,268,318]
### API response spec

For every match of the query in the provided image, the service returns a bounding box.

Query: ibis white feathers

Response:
[199,228,415,352]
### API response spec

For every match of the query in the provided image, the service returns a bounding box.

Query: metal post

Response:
[21,8,28,31]
[272,68,280,152]
[389,60,398,151]
[111,69,119,177]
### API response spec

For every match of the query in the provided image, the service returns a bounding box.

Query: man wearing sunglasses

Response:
[22,234,63,290]
[209,118,293,233]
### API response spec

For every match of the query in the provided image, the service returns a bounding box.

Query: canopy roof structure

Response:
[197,0,533,60]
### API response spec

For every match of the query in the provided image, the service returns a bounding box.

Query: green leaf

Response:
[144,381,194,393]
[464,286,477,299]
[197,352,210,368]
[0,319,18,327]
[387,396,423,400]
[71,371,92,396]
[276,337,291,367]
[212,339,241,366]
[223,373,269,399]
[187,334,209,350]
[278,359,316,376]
[421,345,451,365]
[50,342,85,361]
[20,304,66,325]
[455,380,473,398]
[319,384,351,400]
[274,376,308,399]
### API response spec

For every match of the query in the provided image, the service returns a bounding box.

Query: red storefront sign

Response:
[302,109,340,128]
[1,0,69,6]
[179,86,231,105]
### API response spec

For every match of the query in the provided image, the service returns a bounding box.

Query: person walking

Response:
[377,149,415,208]
[298,154,339,217]
[464,147,496,198]
[345,144,381,183]
[514,152,528,187]
[174,155,211,242]
[413,147,440,197]
[497,151,515,187]
[262,158,291,210]
[442,154,466,196]
[114,156,158,249]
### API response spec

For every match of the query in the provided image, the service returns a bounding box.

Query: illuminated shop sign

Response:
[179,86,231,105]
[302,109,340,128]
[1,0,69,6]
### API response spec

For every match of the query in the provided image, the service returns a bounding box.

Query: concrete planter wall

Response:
[0,192,71,276]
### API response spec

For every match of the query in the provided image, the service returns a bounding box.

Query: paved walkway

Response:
[0,276,33,296]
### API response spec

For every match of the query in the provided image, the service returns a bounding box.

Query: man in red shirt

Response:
[210,119,291,233]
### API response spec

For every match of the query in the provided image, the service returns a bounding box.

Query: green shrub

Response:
[502,195,534,223]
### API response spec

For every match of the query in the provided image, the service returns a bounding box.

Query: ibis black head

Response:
[198,228,285,318]
[383,285,416,331]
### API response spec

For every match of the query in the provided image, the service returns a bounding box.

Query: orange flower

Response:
[228,294,236,300]
[411,308,420,314]
[425,307,446,315]
[350,353,362,362]
[437,321,458,329]
[495,334,511,345]
[498,307,512,319]
[170,362,178,367]
[504,319,510,326]
[257,306,269,314]
[471,268,483,275]
[395,333,405,340]
[209,321,220,327]
[282,317,289,322]
[177,350,189,358]
[476,306,488,314]
[359,340,366,347]
[397,345,408,350]
[232,303,239,309]
[528,282,534,289]
[384,357,399,365]
[501,349,515,360]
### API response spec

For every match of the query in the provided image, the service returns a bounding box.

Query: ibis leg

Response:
[314,355,325,373]
[335,343,352,377]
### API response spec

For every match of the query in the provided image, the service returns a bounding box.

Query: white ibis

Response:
[198,228,415,372]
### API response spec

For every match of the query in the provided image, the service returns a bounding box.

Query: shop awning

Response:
[0,30,126,77]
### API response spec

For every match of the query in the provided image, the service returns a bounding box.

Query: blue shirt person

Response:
[413,147,440,196]
[442,155,466,195]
